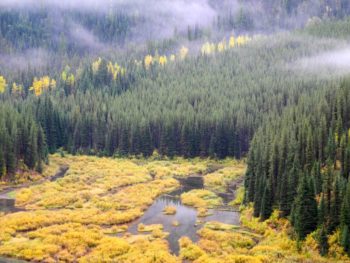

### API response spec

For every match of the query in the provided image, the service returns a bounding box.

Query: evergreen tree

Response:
[24,123,38,169]
[260,181,273,220]
[340,181,350,254]
[318,225,329,256]
[292,175,318,240]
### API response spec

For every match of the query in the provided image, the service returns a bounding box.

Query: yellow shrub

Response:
[15,188,33,205]
[137,223,163,232]
[197,207,210,217]
[179,237,205,261]
[163,205,177,215]
[181,189,222,208]
[79,237,130,262]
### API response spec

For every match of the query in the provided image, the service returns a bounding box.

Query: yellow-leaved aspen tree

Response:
[179,46,189,60]
[92,57,102,74]
[42,76,50,90]
[237,35,246,46]
[61,71,67,82]
[159,56,167,66]
[50,79,56,90]
[229,36,235,48]
[201,42,211,55]
[0,76,7,93]
[217,39,227,52]
[144,55,153,69]
[29,77,43,96]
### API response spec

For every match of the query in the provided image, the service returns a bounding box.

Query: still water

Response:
[127,182,240,254]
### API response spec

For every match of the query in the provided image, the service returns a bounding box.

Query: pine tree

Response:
[330,177,341,231]
[0,148,6,178]
[253,175,264,217]
[318,195,326,226]
[25,123,38,169]
[260,181,273,220]
[318,224,329,256]
[311,162,322,195]
[279,172,289,217]
[292,175,318,240]
[340,181,350,254]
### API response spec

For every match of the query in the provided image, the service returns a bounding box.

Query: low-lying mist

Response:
[294,48,350,76]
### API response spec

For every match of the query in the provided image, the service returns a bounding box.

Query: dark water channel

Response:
[126,176,240,254]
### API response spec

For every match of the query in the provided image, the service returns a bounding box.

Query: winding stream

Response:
[126,176,241,254]
[0,170,241,259]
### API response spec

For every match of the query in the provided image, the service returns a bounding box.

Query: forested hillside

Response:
[244,23,350,255]
[0,30,345,178]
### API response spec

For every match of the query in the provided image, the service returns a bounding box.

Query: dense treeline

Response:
[1,0,349,55]
[3,34,338,159]
[0,21,347,175]
[0,8,137,54]
[242,17,350,256]
[244,72,350,255]
[0,103,47,179]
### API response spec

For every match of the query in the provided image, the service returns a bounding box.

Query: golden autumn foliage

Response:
[137,223,163,232]
[144,55,153,69]
[0,154,192,262]
[0,75,6,93]
[197,207,210,217]
[200,35,252,58]
[181,189,222,208]
[107,61,125,80]
[92,57,102,73]
[179,237,205,261]
[12,82,23,96]
[163,205,177,215]
[229,186,245,206]
[1,156,344,262]
[201,42,216,55]
[158,55,168,66]
[204,161,246,192]
[29,76,56,96]
[229,36,235,48]
[217,39,227,53]
[179,46,189,60]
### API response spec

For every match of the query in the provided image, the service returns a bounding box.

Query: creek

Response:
[125,175,240,254]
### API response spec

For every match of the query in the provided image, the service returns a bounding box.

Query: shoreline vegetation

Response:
[0,154,348,262]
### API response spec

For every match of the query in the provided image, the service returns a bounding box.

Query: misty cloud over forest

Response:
[1,0,349,74]
[293,47,350,76]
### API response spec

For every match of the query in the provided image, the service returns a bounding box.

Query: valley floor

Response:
[0,155,348,262]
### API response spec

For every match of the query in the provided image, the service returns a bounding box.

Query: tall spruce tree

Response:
[340,181,350,254]
[291,175,318,240]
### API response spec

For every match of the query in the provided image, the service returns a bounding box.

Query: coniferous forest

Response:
[1,0,350,262]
